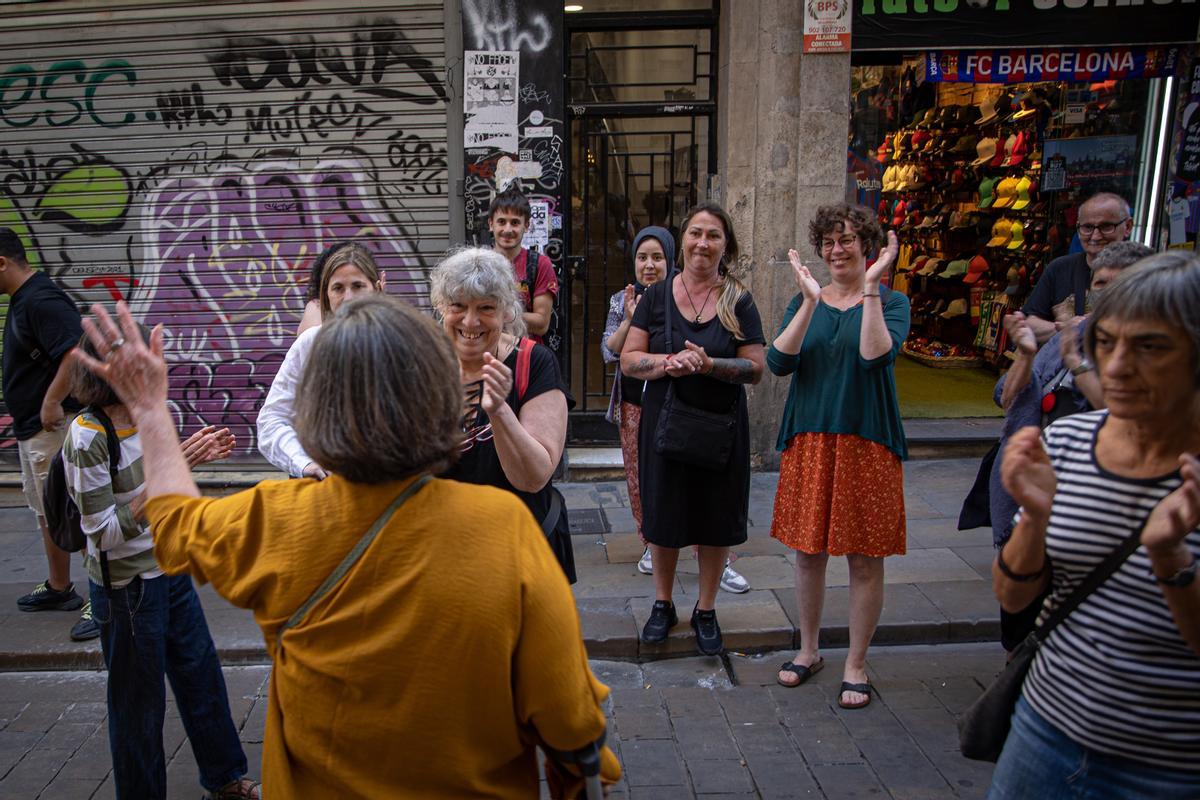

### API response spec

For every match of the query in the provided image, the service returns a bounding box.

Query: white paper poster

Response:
[522,200,551,250]
[464,50,519,152]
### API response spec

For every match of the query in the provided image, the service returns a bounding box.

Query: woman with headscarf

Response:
[602,226,750,592]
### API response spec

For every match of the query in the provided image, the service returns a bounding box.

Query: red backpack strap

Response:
[516,337,535,401]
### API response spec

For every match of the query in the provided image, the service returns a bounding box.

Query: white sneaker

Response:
[637,547,653,575]
[720,560,750,593]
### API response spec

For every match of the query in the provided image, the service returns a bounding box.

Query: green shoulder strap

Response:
[278,473,432,640]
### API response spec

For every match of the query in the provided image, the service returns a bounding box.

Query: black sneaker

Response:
[17,581,83,612]
[641,600,677,643]
[69,602,101,642]
[691,606,723,656]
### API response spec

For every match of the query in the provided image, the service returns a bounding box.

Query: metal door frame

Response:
[562,6,719,442]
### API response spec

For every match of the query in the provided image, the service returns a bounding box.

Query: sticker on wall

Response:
[522,200,550,250]
[524,126,553,138]
[529,110,545,125]
[495,155,543,191]
[464,50,519,152]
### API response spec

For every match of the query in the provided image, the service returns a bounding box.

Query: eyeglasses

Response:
[820,235,858,251]
[1077,219,1129,237]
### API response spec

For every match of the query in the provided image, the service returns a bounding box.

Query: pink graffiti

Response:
[136,156,427,452]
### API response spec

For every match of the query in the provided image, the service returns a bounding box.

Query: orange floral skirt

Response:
[770,432,906,557]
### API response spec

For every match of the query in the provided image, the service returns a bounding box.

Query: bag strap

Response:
[278,473,432,640]
[89,406,121,593]
[662,272,675,354]
[1034,514,1149,643]
[516,337,535,401]
[540,486,563,538]
[526,247,539,312]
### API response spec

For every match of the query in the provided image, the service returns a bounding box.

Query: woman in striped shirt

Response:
[989,251,1200,798]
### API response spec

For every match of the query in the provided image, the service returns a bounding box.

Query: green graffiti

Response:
[34,162,132,233]
[41,61,87,128]
[0,65,37,127]
[86,60,137,128]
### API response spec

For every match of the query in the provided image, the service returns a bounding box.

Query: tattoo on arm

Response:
[707,358,757,384]
[625,356,659,377]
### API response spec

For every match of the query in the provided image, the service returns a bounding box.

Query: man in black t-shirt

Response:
[0,228,95,641]
[1021,193,1133,344]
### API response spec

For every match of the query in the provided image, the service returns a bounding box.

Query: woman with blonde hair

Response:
[620,202,765,655]
[258,241,382,479]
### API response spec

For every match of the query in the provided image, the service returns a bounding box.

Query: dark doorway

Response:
[564,9,718,442]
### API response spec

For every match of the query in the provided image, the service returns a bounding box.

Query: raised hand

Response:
[1000,426,1057,521]
[1143,454,1200,556]
[663,344,705,378]
[180,426,236,468]
[72,302,168,420]
[480,350,514,415]
[1003,312,1038,356]
[865,230,899,287]
[623,284,638,320]
[787,249,821,303]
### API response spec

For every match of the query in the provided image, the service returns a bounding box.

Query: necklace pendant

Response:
[695,314,701,323]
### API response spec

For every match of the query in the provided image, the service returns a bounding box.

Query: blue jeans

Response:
[988,695,1200,799]
[90,575,247,799]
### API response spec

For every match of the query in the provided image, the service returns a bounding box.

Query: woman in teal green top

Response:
[768,203,909,710]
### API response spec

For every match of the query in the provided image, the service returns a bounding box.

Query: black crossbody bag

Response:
[958,516,1148,762]
[652,273,738,471]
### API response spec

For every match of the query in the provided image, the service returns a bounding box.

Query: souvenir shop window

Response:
[848,59,1157,371]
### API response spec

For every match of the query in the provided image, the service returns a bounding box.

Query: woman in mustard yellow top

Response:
[72,295,619,799]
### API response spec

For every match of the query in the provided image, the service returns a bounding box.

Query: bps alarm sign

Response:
[804,0,852,53]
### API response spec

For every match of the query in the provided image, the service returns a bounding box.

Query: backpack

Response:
[43,407,120,589]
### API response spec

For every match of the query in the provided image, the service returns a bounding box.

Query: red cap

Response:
[963,255,990,284]
[891,200,907,228]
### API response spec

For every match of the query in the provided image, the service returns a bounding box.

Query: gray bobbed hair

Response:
[429,247,527,339]
[1085,250,1200,387]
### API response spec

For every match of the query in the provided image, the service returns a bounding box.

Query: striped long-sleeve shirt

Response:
[62,412,161,587]
[1023,410,1200,771]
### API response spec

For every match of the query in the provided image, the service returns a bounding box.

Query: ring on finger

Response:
[109,336,126,351]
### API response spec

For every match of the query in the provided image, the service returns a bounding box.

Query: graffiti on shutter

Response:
[0,3,449,457]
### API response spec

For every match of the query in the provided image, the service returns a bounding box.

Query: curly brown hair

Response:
[807,203,884,258]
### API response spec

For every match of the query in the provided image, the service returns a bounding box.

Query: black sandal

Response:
[777,656,824,687]
[838,681,872,709]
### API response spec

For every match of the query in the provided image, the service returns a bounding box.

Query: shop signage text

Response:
[924,45,1181,84]
[853,0,1200,50]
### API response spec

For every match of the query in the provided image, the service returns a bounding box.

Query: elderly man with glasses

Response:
[1021,192,1134,344]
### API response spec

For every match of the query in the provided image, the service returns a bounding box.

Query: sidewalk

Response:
[0,458,998,670]
[0,644,1001,799]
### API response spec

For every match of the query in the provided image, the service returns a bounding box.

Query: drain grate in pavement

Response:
[568,507,609,535]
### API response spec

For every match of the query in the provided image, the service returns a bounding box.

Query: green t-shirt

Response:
[766,288,910,459]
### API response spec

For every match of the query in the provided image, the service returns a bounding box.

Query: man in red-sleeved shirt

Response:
[488,187,558,343]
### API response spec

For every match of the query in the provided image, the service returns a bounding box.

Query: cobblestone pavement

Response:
[0,643,1001,799]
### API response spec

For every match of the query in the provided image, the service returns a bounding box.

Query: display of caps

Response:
[949,134,978,155]
[940,298,968,319]
[1011,176,1034,210]
[951,210,974,230]
[956,104,982,126]
[882,164,900,193]
[905,255,928,273]
[876,139,891,163]
[1006,220,1026,250]
[911,129,932,150]
[997,134,1018,167]
[989,140,1008,168]
[1004,131,1030,167]
[918,258,942,276]
[993,177,1020,209]
[939,259,969,279]
[986,218,1012,247]
[977,176,999,208]
[977,92,1013,126]
[971,138,998,167]
[963,254,990,284]
[891,199,908,227]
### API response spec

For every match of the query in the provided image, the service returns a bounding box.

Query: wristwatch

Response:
[1154,558,1198,587]
[1070,359,1094,377]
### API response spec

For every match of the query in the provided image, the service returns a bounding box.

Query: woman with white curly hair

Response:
[432,247,576,581]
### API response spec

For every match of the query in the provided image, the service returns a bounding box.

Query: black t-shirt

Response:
[2,272,83,440]
[443,341,574,523]
[1022,251,1089,320]
[631,277,766,413]
[619,373,644,406]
